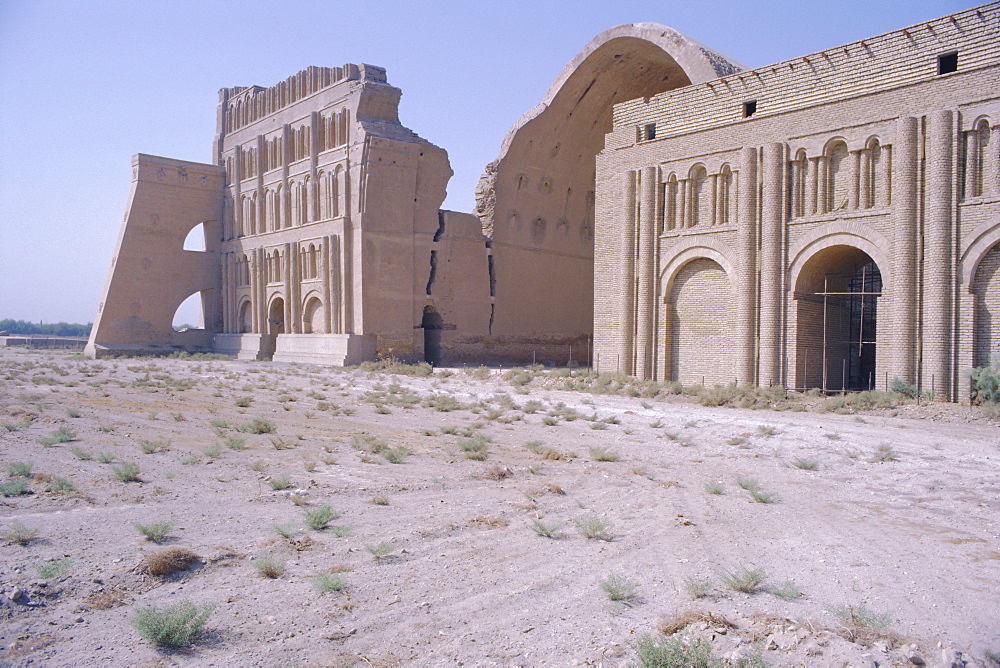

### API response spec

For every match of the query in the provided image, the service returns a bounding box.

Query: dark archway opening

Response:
[421,306,443,366]
[795,247,882,392]
[263,297,285,359]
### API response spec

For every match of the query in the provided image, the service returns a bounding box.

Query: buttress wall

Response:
[86,155,225,357]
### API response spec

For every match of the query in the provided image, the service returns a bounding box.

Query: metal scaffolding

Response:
[813,261,882,393]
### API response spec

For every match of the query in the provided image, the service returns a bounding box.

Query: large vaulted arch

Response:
[475,24,742,357]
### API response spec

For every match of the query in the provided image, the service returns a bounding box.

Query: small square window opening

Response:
[938,52,958,75]
[643,123,656,141]
[743,100,757,118]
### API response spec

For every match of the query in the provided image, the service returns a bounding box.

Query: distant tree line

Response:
[0,319,92,337]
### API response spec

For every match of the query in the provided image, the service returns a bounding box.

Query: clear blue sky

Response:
[0,0,971,325]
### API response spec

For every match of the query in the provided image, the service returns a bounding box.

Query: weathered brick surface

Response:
[594,3,1000,401]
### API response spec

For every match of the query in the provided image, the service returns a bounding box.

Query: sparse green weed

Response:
[135,520,174,543]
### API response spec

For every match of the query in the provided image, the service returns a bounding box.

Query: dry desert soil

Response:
[0,347,998,667]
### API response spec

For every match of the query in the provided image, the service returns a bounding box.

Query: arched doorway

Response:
[972,241,1000,367]
[302,296,325,334]
[267,298,285,335]
[794,246,882,392]
[421,306,443,366]
[238,300,252,334]
[263,297,285,359]
[668,258,732,385]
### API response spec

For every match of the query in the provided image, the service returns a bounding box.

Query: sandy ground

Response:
[0,347,998,667]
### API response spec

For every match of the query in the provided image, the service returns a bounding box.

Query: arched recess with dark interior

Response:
[421,306,444,366]
[263,296,285,359]
[479,24,742,353]
[794,246,883,392]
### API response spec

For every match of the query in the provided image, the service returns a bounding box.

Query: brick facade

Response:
[594,3,1000,400]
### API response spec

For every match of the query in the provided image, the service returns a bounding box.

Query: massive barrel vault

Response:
[474,23,743,359]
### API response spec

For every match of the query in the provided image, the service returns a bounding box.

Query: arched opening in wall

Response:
[827,141,850,211]
[238,300,252,334]
[794,246,882,392]
[421,306,444,366]
[972,241,1000,368]
[486,32,723,342]
[172,292,204,330]
[183,223,206,251]
[267,298,285,336]
[302,296,325,334]
[668,258,732,385]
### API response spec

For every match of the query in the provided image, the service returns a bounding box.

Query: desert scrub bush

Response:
[791,457,819,470]
[349,434,388,454]
[95,451,116,464]
[112,461,141,482]
[600,574,637,602]
[134,520,174,543]
[36,558,72,579]
[133,600,214,648]
[748,488,780,504]
[252,553,286,578]
[530,519,561,538]
[65,407,80,418]
[238,417,276,434]
[423,394,463,412]
[483,465,512,481]
[524,440,545,454]
[267,474,291,490]
[634,635,718,667]
[869,444,899,462]
[38,426,76,446]
[234,396,253,407]
[704,481,725,495]
[382,446,411,464]
[685,577,714,599]
[203,444,223,458]
[327,525,353,537]
[830,603,894,644]
[736,477,759,491]
[459,433,491,460]
[820,390,904,414]
[723,567,768,593]
[575,515,614,541]
[46,476,77,494]
[970,355,1000,404]
[589,446,620,462]
[0,478,31,496]
[369,493,390,506]
[1,521,40,545]
[270,436,295,450]
[466,365,493,380]
[313,572,347,593]
[139,547,200,576]
[70,446,93,460]
[521,399,543,414]
[304,504,339,530]
[358,358,433,377]
[272,523,296,539]
[4,461,34,477]
[139,438,170,454]
[768,579,804,599]
[366,541,395,560]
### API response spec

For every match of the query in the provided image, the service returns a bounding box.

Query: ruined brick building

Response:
[88,4,1000,401]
